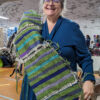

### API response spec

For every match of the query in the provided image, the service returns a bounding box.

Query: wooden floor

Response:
[0,68,23,100]
[0,68,100,100]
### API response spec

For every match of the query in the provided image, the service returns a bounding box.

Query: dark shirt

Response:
[85,37,90,48]
[42,16,95,82]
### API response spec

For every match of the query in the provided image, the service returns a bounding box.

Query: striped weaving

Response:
[14,10,82,100]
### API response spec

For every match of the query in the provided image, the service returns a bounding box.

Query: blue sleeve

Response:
[72,23,95,82]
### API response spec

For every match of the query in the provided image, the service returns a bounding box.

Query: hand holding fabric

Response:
[82,80,94,100]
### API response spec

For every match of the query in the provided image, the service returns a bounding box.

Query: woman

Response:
[20,0,95,100]
[85,35,91,49]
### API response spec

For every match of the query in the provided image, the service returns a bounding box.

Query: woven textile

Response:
[0,48,15,65]
[14,10,82,100]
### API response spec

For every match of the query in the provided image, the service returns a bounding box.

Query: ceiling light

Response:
[0,16,9,20]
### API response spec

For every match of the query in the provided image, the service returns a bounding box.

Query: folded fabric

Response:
[14,10,82,100]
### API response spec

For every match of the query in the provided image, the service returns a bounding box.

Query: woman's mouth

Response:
[46,7,56,11]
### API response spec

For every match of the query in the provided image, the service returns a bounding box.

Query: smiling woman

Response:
[39,0,66,19]
[43,0,62,16]
[43,0,63,33]
[18,0,95,100]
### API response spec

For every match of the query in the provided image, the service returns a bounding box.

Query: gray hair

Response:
[38,0,67,19]
[59,0,65,8]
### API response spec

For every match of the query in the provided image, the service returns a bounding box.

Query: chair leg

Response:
[10,69,15,77]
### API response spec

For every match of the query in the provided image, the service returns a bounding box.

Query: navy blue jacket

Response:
[42,16,95,82]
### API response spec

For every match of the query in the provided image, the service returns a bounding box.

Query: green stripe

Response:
[15,26,37,42]
[29,58,62,86]
[16,36,41,55]
[21,18,41,24]
[34,68,72,93]
[16,31,40,47]
[17,34,40,51]
[49,83,81,100]
[18,22,40,31]
[27,51,58,77]
[23,13,41,18]
[67,92,82,100]
[36,74,75,100]
[24,47,51,67]
[19,18,41,28]
[29,58,66,86]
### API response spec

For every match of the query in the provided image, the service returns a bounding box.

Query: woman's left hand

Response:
[82,80,94,100]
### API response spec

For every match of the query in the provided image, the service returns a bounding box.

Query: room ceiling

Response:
[66,0,100,19]
[0,0,100,28]
[0,0,17,5]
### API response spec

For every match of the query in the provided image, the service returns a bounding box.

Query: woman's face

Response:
[43,0,62,18]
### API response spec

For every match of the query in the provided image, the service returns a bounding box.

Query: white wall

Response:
[74,18,100,41]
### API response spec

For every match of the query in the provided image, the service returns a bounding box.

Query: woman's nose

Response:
[49,0,54,5]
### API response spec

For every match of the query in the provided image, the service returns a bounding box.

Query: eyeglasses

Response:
[44,0,60,3]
